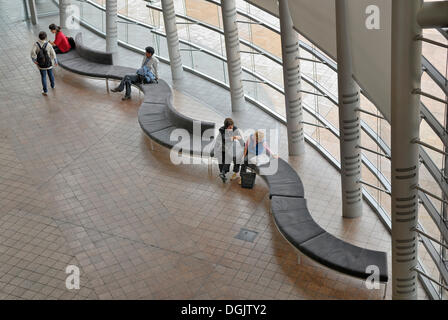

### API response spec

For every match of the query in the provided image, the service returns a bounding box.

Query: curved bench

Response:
[271,196,388,282]
[58,33,136,81]
[253,159,387,283]
[57,33,388,289]
[58,33,215,156]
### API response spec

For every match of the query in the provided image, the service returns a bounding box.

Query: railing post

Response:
[278,0,304,156]
[221,0,245,112]
[28,0,38,25]
[105,0,118,54]
[161,0,183,80]
[335,0,362,218]
[391,0,423,300]
[59,0,71,29]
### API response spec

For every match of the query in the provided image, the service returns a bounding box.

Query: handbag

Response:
[136,65,156,84]
[241,138,256,189]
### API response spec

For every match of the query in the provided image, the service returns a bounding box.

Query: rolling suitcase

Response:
[240,171,256,189]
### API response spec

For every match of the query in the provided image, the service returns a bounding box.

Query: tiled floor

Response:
[0,0,430,300]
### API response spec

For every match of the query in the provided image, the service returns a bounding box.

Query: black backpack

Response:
[36,42,52,68]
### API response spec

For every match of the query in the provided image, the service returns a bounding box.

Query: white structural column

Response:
[335,0,362,218]
[105,0,118,54]
[28,0,38,25]
[391,0,422,300]
[59,0,71,29]
[278,0,304,156]
[221,0,245,112]
[161,0,183,80]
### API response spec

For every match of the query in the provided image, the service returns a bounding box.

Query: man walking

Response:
[31,31,58,96]
[111,46,159,100]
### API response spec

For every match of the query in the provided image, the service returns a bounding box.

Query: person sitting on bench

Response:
[239,130,278,185]
[111,46,159,100]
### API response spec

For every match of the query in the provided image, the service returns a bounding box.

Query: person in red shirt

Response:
[48,24,71,54]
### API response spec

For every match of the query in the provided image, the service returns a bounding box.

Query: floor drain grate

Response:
[235,228,258,243]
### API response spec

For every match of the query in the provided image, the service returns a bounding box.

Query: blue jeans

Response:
[116,74,139,97]
[40,68,55,93]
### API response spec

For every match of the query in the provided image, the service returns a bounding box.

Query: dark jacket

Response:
[214,126,245,163]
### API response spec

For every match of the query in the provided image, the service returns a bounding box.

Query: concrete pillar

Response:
[59,0,71,29]
[221,0,245,112]
[105,0,118,54]
[278,0,304,156]
[161,0,183,80]
[28,0,38,25]
[335,0,362,218]
[391,0,422,300]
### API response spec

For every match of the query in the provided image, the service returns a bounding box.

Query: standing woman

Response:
[48,24,71,54]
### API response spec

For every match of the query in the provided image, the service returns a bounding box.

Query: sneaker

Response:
[122,95,131,101]
[111,88,120,93]
[219,173,227,183]
[230,173,238,181]
[42,91,47,96]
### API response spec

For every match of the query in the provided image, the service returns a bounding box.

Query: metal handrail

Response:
[412,267,448,292]
[419,191,448,242]
[420,102,448,147]
[146,1,337,72]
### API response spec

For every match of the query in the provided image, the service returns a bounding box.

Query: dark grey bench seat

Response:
[57,33,136,80]
[257,158,305,199]
[58,51,136,80]
[137,86,215,156]
[271,196,388,282]
[142,84,173,103]
[145,125,214,156]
